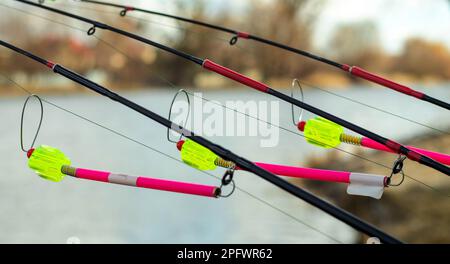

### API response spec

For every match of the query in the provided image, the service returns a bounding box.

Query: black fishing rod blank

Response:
[76,0,450,111]
[15,0,450,176]
[0,39,402,244]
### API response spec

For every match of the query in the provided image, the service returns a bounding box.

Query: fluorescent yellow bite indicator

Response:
[298,117,343,148]
[177,139,218,171]
[27,145,71,182]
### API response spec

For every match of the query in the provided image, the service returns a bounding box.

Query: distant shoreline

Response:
[1,78,448,98]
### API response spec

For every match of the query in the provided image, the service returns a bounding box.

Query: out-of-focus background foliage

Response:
[0,0,449,93]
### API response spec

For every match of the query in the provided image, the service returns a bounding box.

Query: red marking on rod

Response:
[202,59,269,92]
[126,7,134,11]
[46,61,55,69]
[406,151,422,162]
[349,66,425,99]
[237,32,250,38]
[341,64,351,71]
[385,140,401,153]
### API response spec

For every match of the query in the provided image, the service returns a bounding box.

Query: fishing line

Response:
[33,1,450,136]
[0,73,344,244]
[49,1,245,50]
[167,89,190,143]
[1,3,86,32]
[61,0,249,50]
[0,4,444,241]
[75,0,450,111]
[291,79,304,127]
[294,80,450,136]
[20,94,43,152]
[180,91,450,198]
[2,3,448,244]
[6,1,450,177]
[91,33,450,198]
[92,34,449,173]
[108,9,450,135]
[1,39,406,244]
[2,0,449,232]
[97,35,395,171]
[88,28,450,197]
[2,4,444,197]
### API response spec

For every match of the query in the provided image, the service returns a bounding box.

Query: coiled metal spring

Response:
[214,158,235,169]
[340,133,362,146]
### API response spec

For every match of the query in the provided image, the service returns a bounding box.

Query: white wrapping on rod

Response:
[347,173,386,199]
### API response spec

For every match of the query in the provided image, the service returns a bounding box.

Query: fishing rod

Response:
[166,93,388,199]
[176,138,387,199]
[32,0,450,137]
[14,0,450,177]
[27,145,221,198]
[0,39,402,243]
[75,0,450,111]
[297,117,450,166]
[20,94,223,198]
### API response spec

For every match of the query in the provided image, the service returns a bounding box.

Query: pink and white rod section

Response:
[61,165,220,198]
[176,140,387,199]
[241,162,387,199]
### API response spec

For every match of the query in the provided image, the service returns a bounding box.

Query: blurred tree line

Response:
[0,0,449,91]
